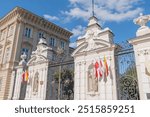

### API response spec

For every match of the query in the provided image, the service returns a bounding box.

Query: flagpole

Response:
[84,61,86,100]
[79,62,81,100]
[105,75,106,100]
[104,57,107,100]
[109,56,113,99]
[92,0,95,16]
[99,58,101,99]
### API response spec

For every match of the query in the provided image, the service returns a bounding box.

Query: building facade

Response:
[1,7,150,100]
[0,7,72,100]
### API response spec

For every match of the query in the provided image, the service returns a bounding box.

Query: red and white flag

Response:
[94,61,99,78]
[99,59,103,78]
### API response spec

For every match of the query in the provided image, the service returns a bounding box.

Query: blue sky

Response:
[0,0,150,48]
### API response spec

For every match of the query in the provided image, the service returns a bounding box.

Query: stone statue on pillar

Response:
[134,13,149,27]
[134,13,150,36]
[33,72,39,94]
[88,63,98,92]
[145,60,150,76]
[19,52,27,67]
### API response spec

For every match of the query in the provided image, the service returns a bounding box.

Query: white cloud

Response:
[43,14,59,21]
[69,25,86,48]
[71,25,86,38]
[63,0,143,22]
[69,42,77,48]
[63,8,90,21]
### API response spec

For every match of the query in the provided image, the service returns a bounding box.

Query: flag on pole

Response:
[25,70,29,82]
[94,61,99,78]
[104,56,109,77]
[22,71,25,82]
[99,59,103,78]
[22,70,29,82]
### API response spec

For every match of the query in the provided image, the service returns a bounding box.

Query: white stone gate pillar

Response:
[25,38,52,100]
[129,14,150,100]
[72,16,117,100]
[12,53,27,100]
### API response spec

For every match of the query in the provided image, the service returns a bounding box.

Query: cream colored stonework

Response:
[0,7,72,100]
[72,16,117,100]
[129,14,150,100]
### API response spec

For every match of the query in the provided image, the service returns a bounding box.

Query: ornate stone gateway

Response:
[72,16,118,100]
[115,42,140,100]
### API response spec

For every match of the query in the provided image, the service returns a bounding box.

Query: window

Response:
[49,37,56,47]
[8,24,14,37]
[0,78,2,91]
[21,48,30,59]
[3,47,10,63]
[24,27,32,38]
[60,41,65,49]
[38,32,45,39]
[52,53,56,61]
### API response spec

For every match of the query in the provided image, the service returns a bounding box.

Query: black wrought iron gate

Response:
[115,42,140,100]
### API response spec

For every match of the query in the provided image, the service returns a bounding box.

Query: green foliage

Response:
[54,69,74,82]
[54,68,74,100]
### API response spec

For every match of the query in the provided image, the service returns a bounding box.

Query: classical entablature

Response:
[0,7,72,40]
[0,8,19,25]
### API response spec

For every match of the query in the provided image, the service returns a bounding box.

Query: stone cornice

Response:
[128,33,150,45]
[0,7,73,40]
[98,29,114,37]
[0,7,19,26]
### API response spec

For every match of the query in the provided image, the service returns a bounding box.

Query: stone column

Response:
[129,14,150,100]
